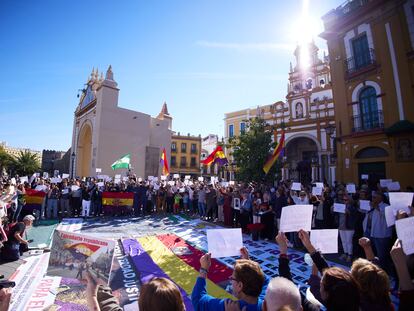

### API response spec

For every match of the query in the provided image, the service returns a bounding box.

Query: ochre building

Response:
[320,0,414,189]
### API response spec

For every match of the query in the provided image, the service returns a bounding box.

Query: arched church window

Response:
[295,102,304,118]
[358,87,381,130]
[355,147,388,159]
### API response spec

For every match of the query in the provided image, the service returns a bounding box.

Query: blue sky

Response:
[0,0,343,151]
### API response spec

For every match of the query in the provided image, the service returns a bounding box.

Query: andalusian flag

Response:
[111,154,131,170]
[201,146,228,166]
[160,148,169,176]
[263,130,285,174]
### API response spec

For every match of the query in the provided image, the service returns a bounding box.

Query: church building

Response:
[224,42,336,185]
[70,66,172,178]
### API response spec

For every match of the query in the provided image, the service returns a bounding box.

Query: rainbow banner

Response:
[24,189,46,211]
[123,233,234,310]
[102,191,134,214]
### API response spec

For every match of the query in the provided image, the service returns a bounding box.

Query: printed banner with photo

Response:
[47,230,115,285]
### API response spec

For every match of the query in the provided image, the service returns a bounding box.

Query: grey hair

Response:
[23,215,35,222]
[265,277,301,311]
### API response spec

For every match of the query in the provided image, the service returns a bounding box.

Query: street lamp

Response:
[71,152,76,179]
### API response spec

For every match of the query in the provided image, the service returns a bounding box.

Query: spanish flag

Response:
[201,146,228,166]
[263,130,285,174]
[102,192,134,209]
[160,148,169,176]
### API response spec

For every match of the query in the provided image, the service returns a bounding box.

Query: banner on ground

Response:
[47,230,115,285]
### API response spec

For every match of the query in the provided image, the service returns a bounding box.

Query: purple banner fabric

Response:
[122,238,194,311]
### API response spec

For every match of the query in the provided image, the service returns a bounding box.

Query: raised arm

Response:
[298,229,329,273]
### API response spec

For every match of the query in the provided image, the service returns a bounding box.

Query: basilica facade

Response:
[70,66,172,178]
[224,42,336,185]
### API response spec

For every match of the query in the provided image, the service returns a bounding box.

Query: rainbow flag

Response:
[123,233,234,310]
[201,146,228,166]
[24,189,46,211]
[160,148,169,176]
[263,130,285,174]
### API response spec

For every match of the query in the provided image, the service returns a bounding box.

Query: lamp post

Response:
[324,124,337,186]
[71,152,76,179]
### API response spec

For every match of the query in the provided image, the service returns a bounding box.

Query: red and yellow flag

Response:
[160,148,169,176]
[263,130,285,174]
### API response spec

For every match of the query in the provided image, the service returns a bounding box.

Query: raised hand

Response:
[200,252,212,270]
[275,232,288,255]
[240,247,249,260]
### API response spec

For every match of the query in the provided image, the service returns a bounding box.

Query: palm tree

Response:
[11,150,40,176]
[0,146,12,176]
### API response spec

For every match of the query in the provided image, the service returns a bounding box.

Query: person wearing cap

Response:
[1,215,35,261]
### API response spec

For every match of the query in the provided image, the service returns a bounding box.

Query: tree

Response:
[10,150,40,176]
[227,117,282,183]
[0,146,12,176]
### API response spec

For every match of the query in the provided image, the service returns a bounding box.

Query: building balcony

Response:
[191,149,197,154]
[351,110,384,133]
[344,49,377,79]
[171,149,177,153]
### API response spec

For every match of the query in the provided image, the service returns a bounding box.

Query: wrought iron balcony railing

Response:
[345,48,376,76]
[351,110,384,133]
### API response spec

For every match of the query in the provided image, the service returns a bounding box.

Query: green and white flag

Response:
[111,154,131,170]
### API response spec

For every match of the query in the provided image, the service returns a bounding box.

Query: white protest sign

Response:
[385,205,396,227]
[333,203,346,214]
[229,181,235,186]
[359,200,371,211]
[62,173,70,179]
[96,168,102,173]
[312,187,323,196]
[114,177,121,184]
[395,217,414,255]
[43,172,49,179]
[51,178,62,184]
[71,185,80,191]
[198,177,204,182]
[179,187,185,193]
[185,175,191,180]
[361,174,369,180]
[315,182,324,189]
[115,174,121,179]
[97,182,104,187]
[380,179,392,188]
[122,176,129,182]
[168,181,175,186]
[207,228,243,258]
[35,185,47,192]
[20,176,29,184]
[153,177,159,182]
[346,184,356,194]
[280,205,313,232]
[148,176,154,181]
[161,175,167,181]
[11,178,16,185]
[233,198,241,210]
[310,229,339,254]
[291,182,302,191]
[387,182,401,191]
[389,192,413,214]
[173,174,180,179]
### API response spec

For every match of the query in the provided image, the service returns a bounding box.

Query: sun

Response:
[288,0,324,69]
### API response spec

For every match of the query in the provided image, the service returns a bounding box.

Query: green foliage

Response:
[0,146,13,175]
[10,150,40,176]
[227,118,282,183]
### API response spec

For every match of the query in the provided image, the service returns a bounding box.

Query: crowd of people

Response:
[0,173,413,310]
